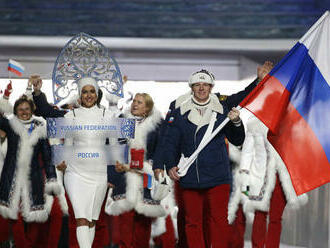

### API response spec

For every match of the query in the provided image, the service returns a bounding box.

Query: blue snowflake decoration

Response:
[120,119,135,139]
[52,33,124,104]
[46,118,57,138]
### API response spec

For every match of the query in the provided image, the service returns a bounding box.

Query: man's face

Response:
[191,82,213,103]
[80,85,97,108]
[16,102,32,121]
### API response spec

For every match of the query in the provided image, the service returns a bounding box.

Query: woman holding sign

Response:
[61,77,116,248]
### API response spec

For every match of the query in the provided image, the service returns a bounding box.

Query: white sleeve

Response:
[240,133,255,172]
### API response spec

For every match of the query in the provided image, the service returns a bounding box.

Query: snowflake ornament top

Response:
[52,33,123,104]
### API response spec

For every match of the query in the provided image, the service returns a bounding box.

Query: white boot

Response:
[76,226,91,248]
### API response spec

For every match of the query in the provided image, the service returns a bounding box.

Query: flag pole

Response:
[8,60,11,81]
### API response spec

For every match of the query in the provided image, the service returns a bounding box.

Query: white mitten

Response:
[152,173,171,201]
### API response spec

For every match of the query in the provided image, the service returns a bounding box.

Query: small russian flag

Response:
[143,173,153,189]
[8,59,25,77]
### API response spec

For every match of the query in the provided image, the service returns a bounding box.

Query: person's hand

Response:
[115,161,129,173]
[108,183,115,188]
[123,75,128,84]
[154,169,164,181]
[30,75,42,96]
[257,61,274,81]
[56,161,67,172]
[228,107,241,123]
[27,77,33,88]
[168,167,180,181]
[3,81,12,100]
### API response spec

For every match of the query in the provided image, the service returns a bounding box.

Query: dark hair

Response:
[13,95,36,115]
[193,69,215,81]
[97,88,103,107]
[59,104,70,110]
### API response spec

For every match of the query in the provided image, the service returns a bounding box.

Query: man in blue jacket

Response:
[163,69,246,248]
[153,62,273,248]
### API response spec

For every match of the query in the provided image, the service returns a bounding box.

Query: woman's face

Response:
[16,102,32,121]
[131,95,148,117]
[81,85,97,108]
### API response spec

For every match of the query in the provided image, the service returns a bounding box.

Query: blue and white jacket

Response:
[164,95,245,189]
[0,115,60,222]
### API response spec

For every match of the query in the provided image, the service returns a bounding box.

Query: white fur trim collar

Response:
[124,108,163,150]
[180,94,223,116]
[174,91,192,109]
[179,94,223,127]
[9,116,47,145]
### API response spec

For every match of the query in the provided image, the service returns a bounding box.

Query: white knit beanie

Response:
[188,70,214,87]
[78,77,99,96]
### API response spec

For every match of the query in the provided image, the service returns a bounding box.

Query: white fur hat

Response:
[189,70,214,87]
[78,77,99,96]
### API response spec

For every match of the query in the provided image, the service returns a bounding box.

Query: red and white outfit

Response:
[0,133,9,244]
[151,180,177,248]
[228,116,308,247]
[106,108,166,248]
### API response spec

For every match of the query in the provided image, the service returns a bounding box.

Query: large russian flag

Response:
[8,59,25,77]
[240,11,330,195]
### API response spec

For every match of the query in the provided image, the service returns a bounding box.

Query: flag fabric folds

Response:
[8,59,25,76]
[240,11,330,195]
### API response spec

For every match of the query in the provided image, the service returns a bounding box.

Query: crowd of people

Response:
[0,60,307,248]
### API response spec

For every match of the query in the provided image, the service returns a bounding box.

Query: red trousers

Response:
[118,210,153,248]
[10,215,27,248]
[230,175,287,248]
[153,215,176,248]
[108,215,121,246]
[181,184,231,248]
[174,181,188,248]
[92,198,110,248]
[0,216,9,243]
[229,205,245,248]
[252,175,287,248]
[25,197,63,248]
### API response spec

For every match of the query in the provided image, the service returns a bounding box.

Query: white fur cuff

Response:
[45,180,61,195]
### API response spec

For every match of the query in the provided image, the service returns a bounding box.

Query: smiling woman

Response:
[130,93,154,117]
[0,95,60,246]
[80,85,98,108]
[62,77,116,248]
[13,97,35,120]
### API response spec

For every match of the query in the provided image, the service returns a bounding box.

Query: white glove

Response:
[151,173,171,201]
